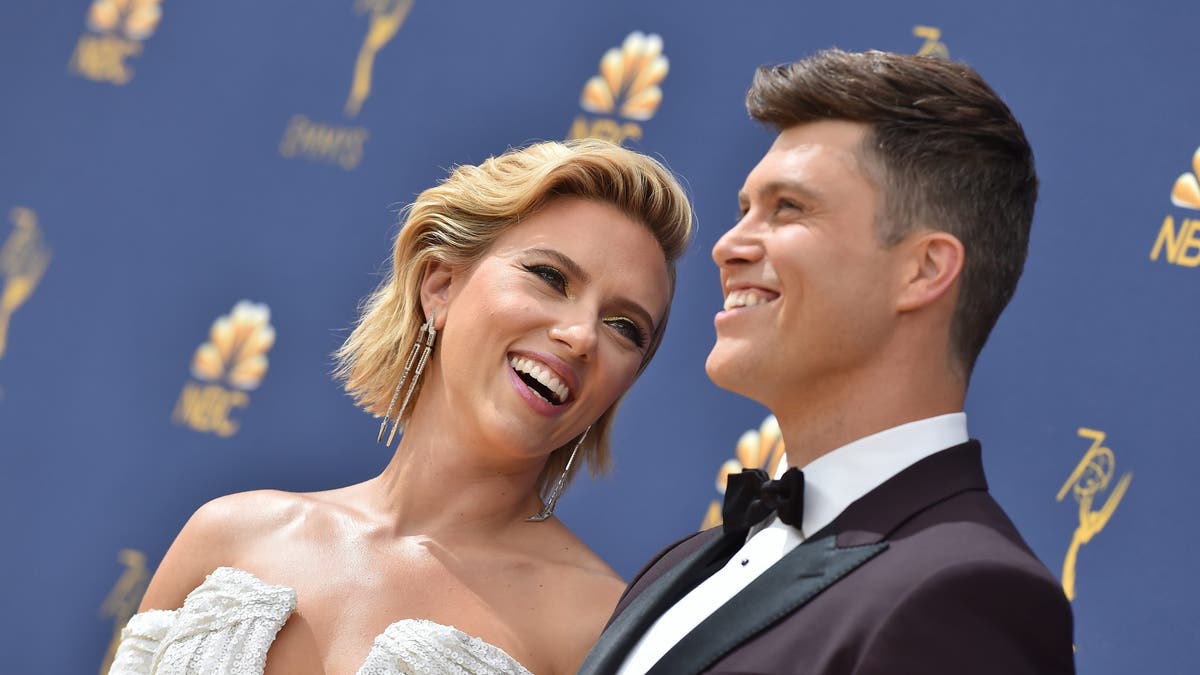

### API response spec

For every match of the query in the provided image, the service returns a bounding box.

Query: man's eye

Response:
[524,264,568,293]
[605,316,646,349]
[778,198,801,211]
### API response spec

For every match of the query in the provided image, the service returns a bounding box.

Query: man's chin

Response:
[705,349,756,398]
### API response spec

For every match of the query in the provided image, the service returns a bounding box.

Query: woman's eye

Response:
[525,264,567,294]
[605,317,646,349]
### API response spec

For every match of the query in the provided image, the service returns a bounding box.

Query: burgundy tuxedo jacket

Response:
[579,442,1075,675]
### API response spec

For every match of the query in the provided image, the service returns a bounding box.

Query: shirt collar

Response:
[773,412,968,537]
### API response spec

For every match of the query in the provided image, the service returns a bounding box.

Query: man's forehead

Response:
[740,123,871,197]
[771,119,870,149]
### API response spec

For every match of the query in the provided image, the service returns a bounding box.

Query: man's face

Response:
[706,120,908,409]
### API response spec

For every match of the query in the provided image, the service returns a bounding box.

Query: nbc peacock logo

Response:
[69,0,163,86]
[1169,148,1200,210]
[568,31,669,146]
[1149,146,1200,267]
[700,415,786,529]
[171,301,275,438]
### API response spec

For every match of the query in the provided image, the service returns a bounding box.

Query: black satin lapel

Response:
[646,534,887,675]
[578,532,744,675]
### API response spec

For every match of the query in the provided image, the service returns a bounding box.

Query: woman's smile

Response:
[508,352,574,406]
[433,197,670,450]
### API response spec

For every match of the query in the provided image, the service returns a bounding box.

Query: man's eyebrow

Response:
[526,247,590,283]
[757,179,825,202]
[738,179,825,206]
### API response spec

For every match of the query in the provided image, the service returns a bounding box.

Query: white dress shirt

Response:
[615,413,969,675]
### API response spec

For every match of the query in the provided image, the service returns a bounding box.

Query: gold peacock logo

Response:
[190,300,275,391]
[700,415,786,529]
[1169,147,1200,211]
[0,207,51,364]
[172,301,275,437]
[1150,146,1200,267]
[70,0,163,85]
[86,0,163,41]
[580,31,669,121]
[568,31,669,145]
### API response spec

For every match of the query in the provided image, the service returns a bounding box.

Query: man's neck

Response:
[772,369,965,469]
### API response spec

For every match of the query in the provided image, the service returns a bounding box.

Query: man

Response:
[580,50,1075,674]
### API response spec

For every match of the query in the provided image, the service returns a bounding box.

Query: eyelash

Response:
[605,316,647,349]
[523,263,647,349]
[525,263,567,293]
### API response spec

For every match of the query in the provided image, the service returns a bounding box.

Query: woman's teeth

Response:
[509,355,569,404]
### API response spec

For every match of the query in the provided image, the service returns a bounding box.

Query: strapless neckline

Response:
[109,566,533,674]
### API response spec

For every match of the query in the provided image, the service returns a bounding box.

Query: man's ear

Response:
[895,231,964,313]
[419,259,455,328]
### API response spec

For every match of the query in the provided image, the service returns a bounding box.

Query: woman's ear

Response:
[895,231,965,313]
[419,260,455,328]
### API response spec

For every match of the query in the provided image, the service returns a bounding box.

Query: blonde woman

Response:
[110,139,693,674]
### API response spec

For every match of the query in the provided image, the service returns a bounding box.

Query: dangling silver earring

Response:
[377,311,437,448]
[528,425,591,522]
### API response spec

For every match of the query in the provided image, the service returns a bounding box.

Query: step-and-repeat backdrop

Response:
[2,1,1192,672]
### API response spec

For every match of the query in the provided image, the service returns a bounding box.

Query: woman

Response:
[110,139,693,674]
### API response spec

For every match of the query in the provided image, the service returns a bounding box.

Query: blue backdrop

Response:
[2,1,1194,672]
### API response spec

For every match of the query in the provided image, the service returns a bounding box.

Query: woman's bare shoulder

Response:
[202,489,322,533]
[532,521,623,579]
[523,525,626,674]
[138,489,317,612]
[546,549,625,628]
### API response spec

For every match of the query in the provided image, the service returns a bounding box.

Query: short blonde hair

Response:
[335,139,694,500]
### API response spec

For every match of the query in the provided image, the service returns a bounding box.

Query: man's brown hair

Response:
[747,49,1037,376]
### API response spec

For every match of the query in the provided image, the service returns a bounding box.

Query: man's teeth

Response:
[509,356,570,404]
[723,290,775,311]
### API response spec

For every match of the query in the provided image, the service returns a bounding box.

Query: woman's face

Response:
[430,197,671,459]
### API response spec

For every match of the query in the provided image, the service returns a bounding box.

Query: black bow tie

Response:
[722,467,805,535]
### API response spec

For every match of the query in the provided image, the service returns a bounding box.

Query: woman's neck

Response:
[365,398,548,537]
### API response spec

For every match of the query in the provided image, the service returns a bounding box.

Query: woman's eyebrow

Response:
[610,297,656,335]
[527,247,590,283]
[527,247,656,331]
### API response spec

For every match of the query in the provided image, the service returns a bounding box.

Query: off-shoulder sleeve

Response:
[109,610,176,674]
[108,567,297,675]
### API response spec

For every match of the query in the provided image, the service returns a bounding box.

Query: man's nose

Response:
[712,215,765,268]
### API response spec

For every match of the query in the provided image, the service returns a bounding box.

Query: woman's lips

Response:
[507,363,568,417]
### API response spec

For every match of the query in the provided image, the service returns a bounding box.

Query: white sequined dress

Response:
[108,567,533,675]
